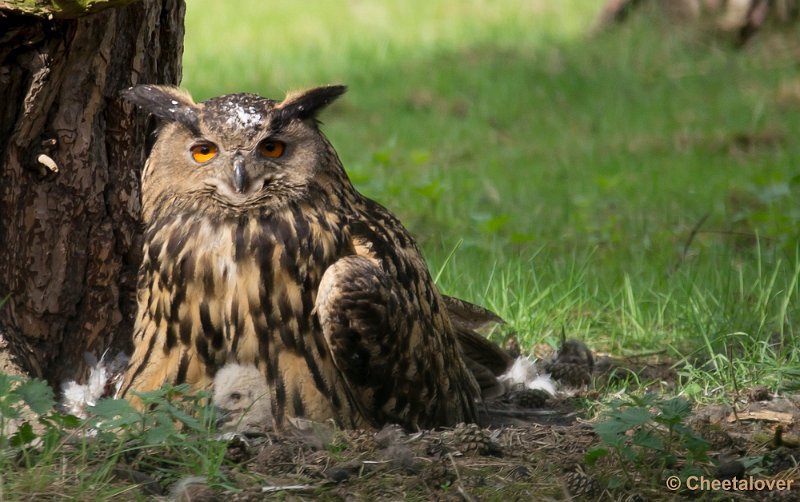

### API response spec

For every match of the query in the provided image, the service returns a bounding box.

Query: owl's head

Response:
[123,84,347,220]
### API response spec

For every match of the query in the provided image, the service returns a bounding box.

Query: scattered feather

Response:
[60,351,129,418]
[498,356,557,396]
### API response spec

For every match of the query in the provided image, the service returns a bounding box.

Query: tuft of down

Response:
[60,351,129,418]
[498,356,557,396]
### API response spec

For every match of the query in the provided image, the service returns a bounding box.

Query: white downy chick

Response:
[212,363,272,433]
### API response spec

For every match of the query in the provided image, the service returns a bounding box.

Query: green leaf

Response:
[621,445,638,462]
[15,379,55,415]
[0,372,21,397]
[627,393,658,410]
[679,465,705,480]
[130,387,170,404]
[742,456,764,470]
[0,405,21,420]
[168,408,203,432]
[593,419,628,446]
[10,422,36,447]
[614,407,652,428]
[144,413,178,444]
[632,429,664,451]
[656,397,692,424]
[89,398,141,428]
[41,413,82,429]
[607,476,624,489]
[584,447,609,466]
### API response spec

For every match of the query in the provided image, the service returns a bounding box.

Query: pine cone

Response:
[564,469,601,498]
[766,447,799,474]
[546,360,592,387]
[449,423,499,457]
[546,338,594,387]
[507,465,532,480]
[748,386,772,402]
[224,435,252,463]
[697,424,734,450]
[508,388,549,408]
[504,335,521,359]
[422,459,456,488]
[425,438,450,458]
[254,442,297,474]
[340,428,378,451]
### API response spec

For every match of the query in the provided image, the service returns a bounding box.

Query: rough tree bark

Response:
[0,0,185,384]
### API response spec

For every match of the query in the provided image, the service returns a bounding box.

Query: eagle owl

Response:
[119,84,511,430]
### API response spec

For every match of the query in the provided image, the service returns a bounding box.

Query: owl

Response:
[212,363,272,433]
[119,84,511,430]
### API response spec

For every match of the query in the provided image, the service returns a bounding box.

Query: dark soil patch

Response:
[203,392,800,501]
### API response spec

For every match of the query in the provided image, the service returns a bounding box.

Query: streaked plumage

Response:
[119,84,510,430]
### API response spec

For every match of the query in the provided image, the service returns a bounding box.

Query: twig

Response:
[728,345,741,423]
[447,453,476,502]
[260,484,315,493]
[620,349,668,359]
[673,212,709,272]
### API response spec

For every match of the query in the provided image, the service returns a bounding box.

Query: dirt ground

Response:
[0,330,27,378]
[160,354,800,501]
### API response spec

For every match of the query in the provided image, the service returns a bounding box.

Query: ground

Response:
[0,332,26,378]
[166,398,800,501]
[104,352,799,501]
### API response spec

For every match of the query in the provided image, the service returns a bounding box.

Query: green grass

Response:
[184,0,800,391]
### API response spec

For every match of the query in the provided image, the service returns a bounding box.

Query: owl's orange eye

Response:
[258,139,285,158]
[190,142,218,163]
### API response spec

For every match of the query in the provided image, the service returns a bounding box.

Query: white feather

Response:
[499,356,557,396]
[60,351,129,418]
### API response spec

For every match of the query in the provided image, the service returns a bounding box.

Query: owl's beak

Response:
[233,157,247,193]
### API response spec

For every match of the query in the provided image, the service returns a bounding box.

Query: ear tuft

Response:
[121,85,201,135]
[277,85,347,122]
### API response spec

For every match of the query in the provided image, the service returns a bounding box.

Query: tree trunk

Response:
[0,0,184,384]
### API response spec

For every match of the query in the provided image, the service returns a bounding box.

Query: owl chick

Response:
[119,84,510,430]
[212,363,272,433]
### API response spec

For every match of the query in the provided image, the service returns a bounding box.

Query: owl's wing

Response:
[442,295,513,399]
[314,216,480,428]
[315,254,429,427]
